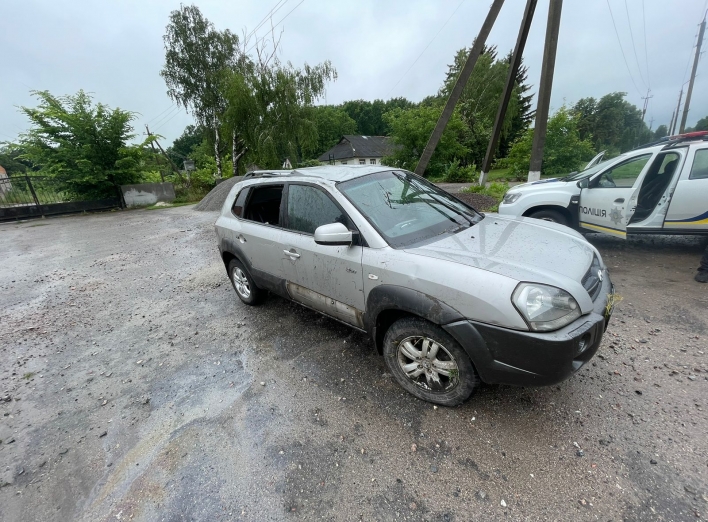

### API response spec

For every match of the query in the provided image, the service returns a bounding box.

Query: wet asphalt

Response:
[0,206,707,522]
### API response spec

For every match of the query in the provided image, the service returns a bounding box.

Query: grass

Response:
[460,182,510,212]
[23,372,36,380]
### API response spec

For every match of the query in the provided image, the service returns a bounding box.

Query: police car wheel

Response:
[529,209,568,226]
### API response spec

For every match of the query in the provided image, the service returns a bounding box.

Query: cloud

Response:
[1,0,706,145]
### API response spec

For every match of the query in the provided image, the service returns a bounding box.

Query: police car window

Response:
[594,154,651,188]
[286,185,346,235]
[689,149,708,180]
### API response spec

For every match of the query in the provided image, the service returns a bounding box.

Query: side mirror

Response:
[577,178,589,189]
[314,222,353,246]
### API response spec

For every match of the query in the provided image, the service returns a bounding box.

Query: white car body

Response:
[498,135,708,238]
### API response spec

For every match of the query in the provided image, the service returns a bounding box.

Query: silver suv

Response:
[215,166,614,405]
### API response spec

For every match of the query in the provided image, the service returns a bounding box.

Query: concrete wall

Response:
[121,183,176,208]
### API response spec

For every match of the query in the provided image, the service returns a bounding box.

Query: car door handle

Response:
[614,198,625,203]
[284,250,300,259]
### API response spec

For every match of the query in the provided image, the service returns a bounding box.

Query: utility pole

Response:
[640,89,653,122]
[668,109,676,136]
[679,16,706,133]
[670,89,683,135]
[479,0,537,186]
[528,0,563,182]
[146,124,184,183]
[414,0,505,176]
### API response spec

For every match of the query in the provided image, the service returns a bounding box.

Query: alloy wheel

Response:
[232,267,251,299]
[396,336,459,392]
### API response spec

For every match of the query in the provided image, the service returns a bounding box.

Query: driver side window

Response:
[594,154,651,188]
[285,184,346,235]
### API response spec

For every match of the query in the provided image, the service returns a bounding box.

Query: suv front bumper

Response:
[443,274,614,387]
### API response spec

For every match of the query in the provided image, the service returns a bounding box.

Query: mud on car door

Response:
[579,153,652,238]
[279,183,366,328]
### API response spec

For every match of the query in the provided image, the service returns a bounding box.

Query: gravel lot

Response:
[1,207,707,522]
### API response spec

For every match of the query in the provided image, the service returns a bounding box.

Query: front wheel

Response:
[383,317,479,406]
[528,209,568,226]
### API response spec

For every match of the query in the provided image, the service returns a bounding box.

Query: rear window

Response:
[689,149,708,180]
[243,185,284,226]
[231,188,250,217]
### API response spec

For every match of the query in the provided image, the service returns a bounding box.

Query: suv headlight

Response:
[512,283,581,332]
[502,192,521,204]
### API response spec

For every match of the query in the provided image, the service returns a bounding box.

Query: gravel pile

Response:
[453,192,499,211]
[193,176,244,212]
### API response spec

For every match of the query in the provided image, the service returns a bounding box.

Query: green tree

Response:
[694,116,708,131]
[339,97,415,136]
[653,124,668,140]
[0,145,34,175]
[17,90,145,198]
[167,124,205,166]
[161,4,240,178]
[221,55,337,172]
[506,107,596,178]
[572,92,651,154]
[305,106,356,158]
[383,104,469,177]
[440,45,534,165]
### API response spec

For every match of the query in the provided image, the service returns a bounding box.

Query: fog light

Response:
[576,333,591,355]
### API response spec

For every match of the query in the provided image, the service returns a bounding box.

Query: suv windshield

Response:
[562,157,621,181]
[338,170,482,248]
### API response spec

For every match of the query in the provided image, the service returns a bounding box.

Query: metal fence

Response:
[0,175,121,221]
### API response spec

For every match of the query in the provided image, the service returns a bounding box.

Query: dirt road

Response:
[1,207,706,521]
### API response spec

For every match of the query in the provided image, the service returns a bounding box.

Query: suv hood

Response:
[405,215,596,287]
[509,177,573,193]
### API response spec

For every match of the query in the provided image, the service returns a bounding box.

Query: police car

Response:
[498,131,708,238]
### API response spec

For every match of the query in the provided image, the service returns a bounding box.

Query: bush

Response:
[442,160,477,183]
[297,159,324,168]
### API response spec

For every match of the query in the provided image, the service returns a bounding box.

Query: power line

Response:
[153,108,184,133]
[606,0,643,97]
[151,105,182,129]
[641,0,650,90]
[245,0,289,44]
[623,0,647,89]
[386,0,467,98]
[245,0,305,56]
[146,103,176,125]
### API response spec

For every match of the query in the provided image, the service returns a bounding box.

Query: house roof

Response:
[317,135,396,162]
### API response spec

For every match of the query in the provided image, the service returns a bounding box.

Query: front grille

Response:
[582,255,603,301]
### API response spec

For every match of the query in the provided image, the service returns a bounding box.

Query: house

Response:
[318,135,397,166]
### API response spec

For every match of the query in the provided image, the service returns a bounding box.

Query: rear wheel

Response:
[228,259,265,305]
[383,317,478,406]
[528,209,568,226]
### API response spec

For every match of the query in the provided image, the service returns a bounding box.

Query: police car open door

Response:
[578,153,652,238]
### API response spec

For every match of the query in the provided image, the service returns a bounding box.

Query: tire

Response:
[528,209,568,226]
[228,259,265,306]
[382,317,479,406]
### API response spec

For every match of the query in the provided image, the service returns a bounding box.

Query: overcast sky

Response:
[2,0,707,146]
